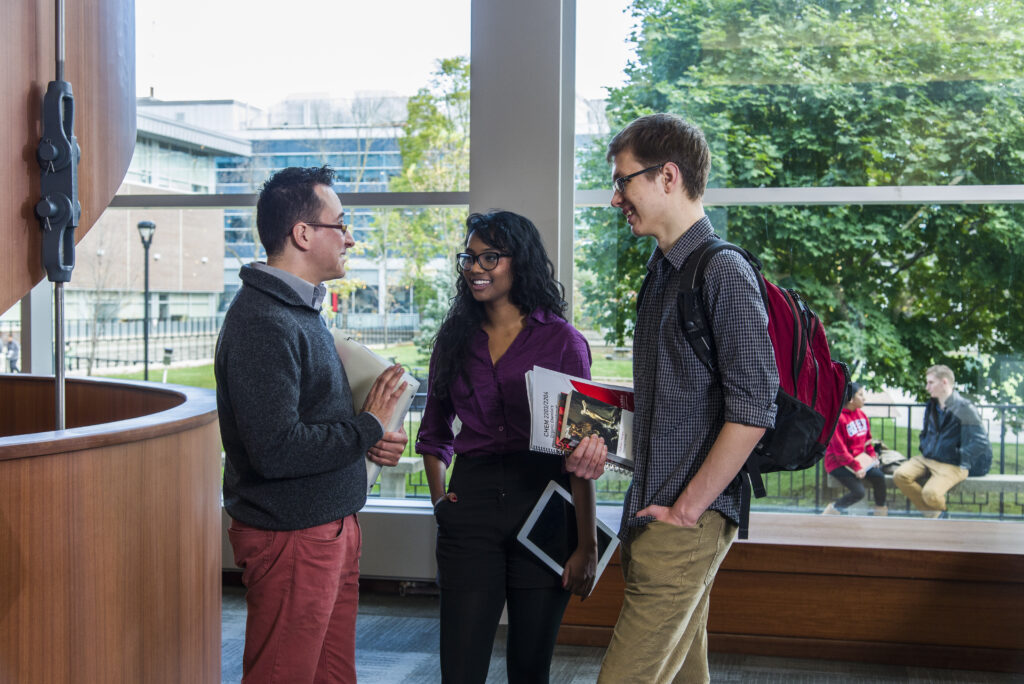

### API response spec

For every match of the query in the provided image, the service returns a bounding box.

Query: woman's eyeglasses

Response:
[456,251,510,272]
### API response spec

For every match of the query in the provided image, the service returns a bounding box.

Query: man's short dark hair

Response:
[607,113,710,201]
[256,166,336,256]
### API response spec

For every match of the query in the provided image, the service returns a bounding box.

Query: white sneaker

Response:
[822,503,841,515]
[873,505,888,516]
[922,509,943,518]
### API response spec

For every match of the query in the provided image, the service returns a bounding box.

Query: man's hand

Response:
[361,364,408,427]
[635,503,701,528]
[368,427,408,467]
[564,435,607,480]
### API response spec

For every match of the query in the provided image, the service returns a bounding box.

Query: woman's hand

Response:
[853,453,873,478]
[564,435,608,481]
[561,545,598,598]
[433,491,458,507]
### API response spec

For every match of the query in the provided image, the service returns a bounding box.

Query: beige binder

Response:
[332,331,421,493]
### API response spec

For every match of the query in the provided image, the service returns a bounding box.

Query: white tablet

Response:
[516,480,619,594]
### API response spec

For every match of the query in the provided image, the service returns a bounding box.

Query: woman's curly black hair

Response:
[429,210,566,400]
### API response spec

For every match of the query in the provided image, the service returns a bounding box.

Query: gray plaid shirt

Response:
[621,216,778,536]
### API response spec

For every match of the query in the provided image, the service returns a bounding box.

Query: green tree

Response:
[384,57,471,353]
[579,0,1024,401]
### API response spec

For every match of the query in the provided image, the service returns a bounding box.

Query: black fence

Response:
[2,316,423,371]
[377,398,1024,521]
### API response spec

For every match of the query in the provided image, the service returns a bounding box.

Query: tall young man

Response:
[892,364,992,517]
[569,114,779,683]
[216,166,409,683]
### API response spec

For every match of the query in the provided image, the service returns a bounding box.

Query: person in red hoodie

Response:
[823,382,888,516]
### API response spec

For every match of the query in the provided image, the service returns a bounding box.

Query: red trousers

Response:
[228,514,361,684]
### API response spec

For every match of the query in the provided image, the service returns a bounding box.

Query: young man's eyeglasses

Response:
[456,251,510,272]
[306,222,350,233]
[613,163,666,194]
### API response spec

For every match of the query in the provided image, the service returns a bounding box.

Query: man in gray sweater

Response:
[217,166,408,683]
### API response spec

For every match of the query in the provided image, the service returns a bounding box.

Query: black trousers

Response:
[831,465,887,508]
[434,451,573,684]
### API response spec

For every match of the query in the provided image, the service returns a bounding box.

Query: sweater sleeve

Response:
[220,313,382,480]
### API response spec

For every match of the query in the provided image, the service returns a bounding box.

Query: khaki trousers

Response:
[597,510,736,684]
[892,455,968,512]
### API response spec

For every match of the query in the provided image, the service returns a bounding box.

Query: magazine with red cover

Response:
[525,365,634,472]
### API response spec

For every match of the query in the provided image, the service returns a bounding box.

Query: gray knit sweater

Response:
[216,264,383,530]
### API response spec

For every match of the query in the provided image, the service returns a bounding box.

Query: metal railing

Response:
[3,315,424,371]
[376,397,1024,520]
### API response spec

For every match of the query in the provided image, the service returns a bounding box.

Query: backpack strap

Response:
[677,238,765,374]
[738,471,752,540]
[678,237,768,541]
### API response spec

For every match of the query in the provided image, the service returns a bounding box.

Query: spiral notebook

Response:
[525,365,634,473]
[332,332,420,493]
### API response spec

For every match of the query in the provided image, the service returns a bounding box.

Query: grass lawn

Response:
[104,364,216,390]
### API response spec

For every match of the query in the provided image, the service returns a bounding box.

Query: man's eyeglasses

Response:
[306,222,350,233]
[456,251,511,272]
[613,163,666,194]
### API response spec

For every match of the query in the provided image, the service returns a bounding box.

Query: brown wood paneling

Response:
[558,540,1024,672]
[708,635,1024,673]
[0,387,220,684]
[0,375,184,437]
[0,375,216,459]
[1,0,135,312]
[708,571,1022,649]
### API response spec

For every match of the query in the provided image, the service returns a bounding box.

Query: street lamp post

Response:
[137,220,156,380]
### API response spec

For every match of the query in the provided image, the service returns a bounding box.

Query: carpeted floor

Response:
[221,585,1019,683]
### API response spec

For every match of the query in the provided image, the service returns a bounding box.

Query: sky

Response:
[135,0,636,108]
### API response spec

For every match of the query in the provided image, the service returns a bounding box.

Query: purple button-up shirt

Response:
[415,309,592,466]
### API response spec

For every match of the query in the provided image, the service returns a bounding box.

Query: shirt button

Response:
[498,426,504,432]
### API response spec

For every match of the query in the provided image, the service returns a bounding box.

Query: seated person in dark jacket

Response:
[893,364,992,518]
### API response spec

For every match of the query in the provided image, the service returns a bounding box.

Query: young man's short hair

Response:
[926,364,955,385]
[256,166,336,256]
[606,113,710,201]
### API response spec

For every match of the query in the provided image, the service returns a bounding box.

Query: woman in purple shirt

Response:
[416,211,607,684]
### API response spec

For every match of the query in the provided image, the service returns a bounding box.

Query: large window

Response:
[42,0,1017,517]
[573,0,1024,520]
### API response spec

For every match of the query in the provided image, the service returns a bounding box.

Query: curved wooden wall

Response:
[0,376,221,684]
[0,2,222,683]
[1,0,135,313]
